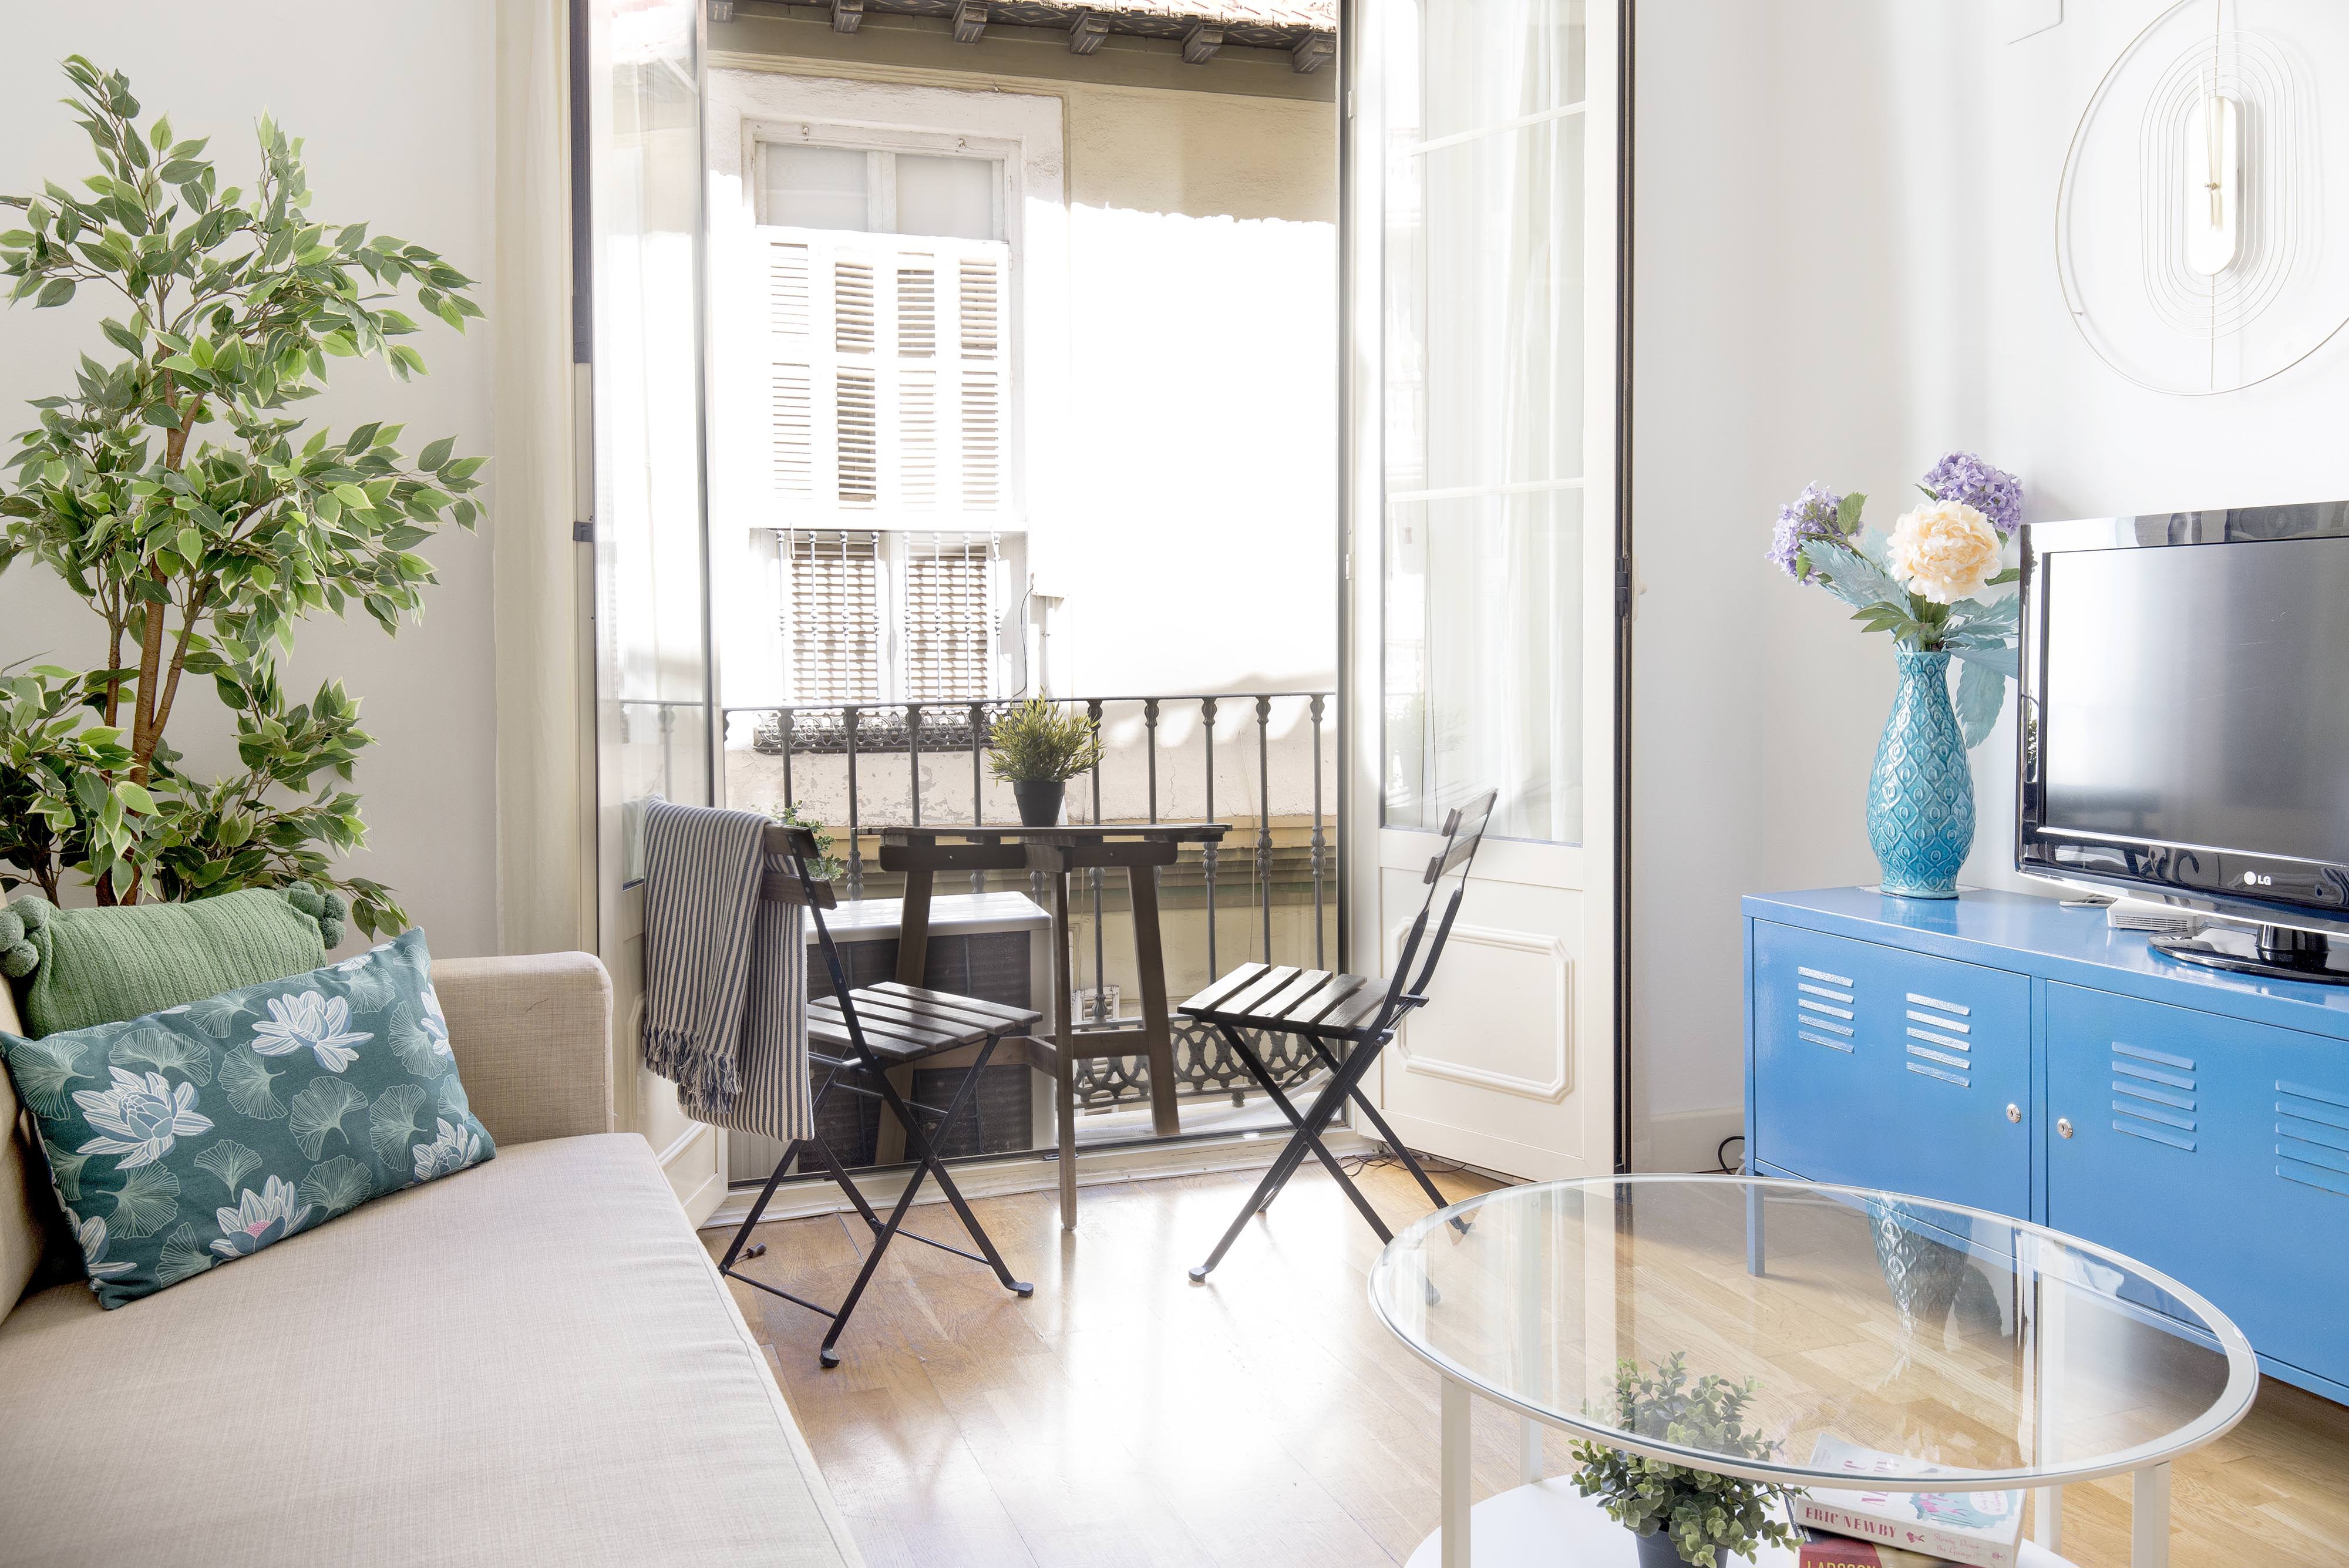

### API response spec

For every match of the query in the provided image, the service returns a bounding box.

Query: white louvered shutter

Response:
[756,224,1011,527]
[754,208,1012,702]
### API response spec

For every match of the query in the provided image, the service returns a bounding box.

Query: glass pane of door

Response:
[590,0,713,873]
[1380,0,1587,844]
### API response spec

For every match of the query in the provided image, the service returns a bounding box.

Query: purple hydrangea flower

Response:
[1767,482,1845,578]
[1922,451,2022,537]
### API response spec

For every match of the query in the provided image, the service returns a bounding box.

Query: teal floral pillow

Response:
[0,928,494,1307]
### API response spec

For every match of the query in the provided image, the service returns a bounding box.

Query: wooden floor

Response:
[710,1163,2349,1568]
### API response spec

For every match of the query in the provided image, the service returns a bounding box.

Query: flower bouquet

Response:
[1769,453,2023,899]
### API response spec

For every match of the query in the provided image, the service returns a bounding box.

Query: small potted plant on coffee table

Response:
[1568,1353,1796,1568]
[986,697,1105,827]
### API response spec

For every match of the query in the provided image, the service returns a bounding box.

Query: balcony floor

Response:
[710,1164,2349,1567]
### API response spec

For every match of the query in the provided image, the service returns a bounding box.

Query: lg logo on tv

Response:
[2244,870,2273,887]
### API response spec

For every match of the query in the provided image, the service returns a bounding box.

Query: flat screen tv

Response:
[2017,502,2349,984]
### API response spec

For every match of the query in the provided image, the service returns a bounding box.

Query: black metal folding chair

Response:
[1181,789,1497,1281]
[717,825,1045,1367]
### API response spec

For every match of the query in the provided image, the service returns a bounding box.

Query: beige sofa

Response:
[0,953,864,1568]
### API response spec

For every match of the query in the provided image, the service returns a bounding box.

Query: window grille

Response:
[781,529,1003,702]
[903,532,1001,702]
[786,530,882,702]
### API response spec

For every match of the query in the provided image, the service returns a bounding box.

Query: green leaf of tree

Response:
[0,60,477,924]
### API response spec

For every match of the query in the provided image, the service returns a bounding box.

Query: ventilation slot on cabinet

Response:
[1903,992,1971,1086]
[2111,1041,2197,1152]
[1794,965,1854,1054]
[2276,1079,2349,1198]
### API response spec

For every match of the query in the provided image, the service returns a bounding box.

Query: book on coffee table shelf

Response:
[1793,1520,1959,1567]
[1791,1436,2025,1568]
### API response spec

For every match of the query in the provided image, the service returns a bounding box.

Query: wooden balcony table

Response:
[871,820,1230,1226]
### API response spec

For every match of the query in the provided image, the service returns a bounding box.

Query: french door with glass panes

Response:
[578,0,727,1220]
[1345,0,1621,1180]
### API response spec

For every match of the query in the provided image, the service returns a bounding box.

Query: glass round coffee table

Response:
[1368,1176,2257,1568]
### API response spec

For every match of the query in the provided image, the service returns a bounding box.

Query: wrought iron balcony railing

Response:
[719,691,1338,1115]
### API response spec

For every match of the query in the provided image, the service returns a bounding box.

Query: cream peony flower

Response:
[1887,500,2001,604]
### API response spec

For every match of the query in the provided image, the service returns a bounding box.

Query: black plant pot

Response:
[1012,779,1066,827]
[1634,1529,1686,1568]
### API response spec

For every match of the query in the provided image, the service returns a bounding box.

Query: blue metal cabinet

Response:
[1744,887,2349,1404]
[1751,921,2030,1214]
[2045,982,2349,1387]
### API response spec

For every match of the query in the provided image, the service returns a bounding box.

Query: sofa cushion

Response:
[0,1133,861,1566]
[1,928,497,1308]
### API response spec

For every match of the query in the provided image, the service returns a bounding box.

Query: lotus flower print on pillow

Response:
[210,1176,316,1259]
[0,927,494,1307]
[250,992,373,1073]
[412,1118,484,1182]
[74,1067,213,1167]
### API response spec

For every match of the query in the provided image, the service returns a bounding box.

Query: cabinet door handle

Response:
[2057,1116,2075,1139]
[2007,1103,2022,1123]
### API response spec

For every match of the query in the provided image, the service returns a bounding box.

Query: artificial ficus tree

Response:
[0,56,484,938]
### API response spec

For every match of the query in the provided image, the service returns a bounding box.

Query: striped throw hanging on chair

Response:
[640,798,812,1143]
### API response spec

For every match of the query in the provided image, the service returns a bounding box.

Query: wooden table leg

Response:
[872,868,934,1167]
[896,867,935,985]
[1128,863,1180,1139]
[1049,867,1079,1229]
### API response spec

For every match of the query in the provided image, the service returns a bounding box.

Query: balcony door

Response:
[1345,0,1621,1180]
[578,0,726,1217]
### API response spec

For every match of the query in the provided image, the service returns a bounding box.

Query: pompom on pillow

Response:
[0,928,493,1307]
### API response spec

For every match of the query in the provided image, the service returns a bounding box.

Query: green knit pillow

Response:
[3,890,337,1039]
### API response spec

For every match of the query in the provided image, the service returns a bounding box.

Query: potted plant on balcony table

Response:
[1568,1353,1796,1568]
[985,696,1103,827]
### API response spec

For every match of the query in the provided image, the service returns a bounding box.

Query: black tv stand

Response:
[2152,923,2349,987]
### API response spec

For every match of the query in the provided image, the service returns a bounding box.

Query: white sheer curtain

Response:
[593,0,714,881]
[492,0,594,954]
[1382,0,1587,844]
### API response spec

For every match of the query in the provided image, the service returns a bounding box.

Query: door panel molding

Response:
[1389,920,1575,1101]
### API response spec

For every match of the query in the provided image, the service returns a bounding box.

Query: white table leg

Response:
[2031,1485,2062,1556]
[2028,1254,2064,1557]
[1518,1415,1543,1486]
[1442,1377,1472,1568]
[2132,1462,2170,1568]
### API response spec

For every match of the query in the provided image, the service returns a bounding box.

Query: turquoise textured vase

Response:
[1866,650,1974,899]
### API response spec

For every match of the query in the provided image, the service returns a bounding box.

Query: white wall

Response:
[0,5,503,957]
[1630,1,2349,1167]
[1052,83,1338,700]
